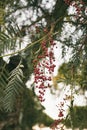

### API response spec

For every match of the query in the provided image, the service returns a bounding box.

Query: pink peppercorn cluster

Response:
[50,93,73,129]
[64,0,71,5]
[33,29,56,102]
[50,119,63,130]
[53,102,65,130]
[50,100,66,130]
[71,1,85,17]
[64,0,85,17]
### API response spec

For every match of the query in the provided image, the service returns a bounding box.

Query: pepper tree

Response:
[0,0,87,129]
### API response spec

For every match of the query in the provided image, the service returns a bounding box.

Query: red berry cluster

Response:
[50,119,63,130]
[64,0,71,5]
[50,92,72,130]
[33,28,56,102]
[72,1,84,16]
[50,100,65,130]
[56,102,65,130]
[64,0,85,17]
[58,102,64,118]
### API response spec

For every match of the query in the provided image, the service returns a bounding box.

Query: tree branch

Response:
[63,20,87,26]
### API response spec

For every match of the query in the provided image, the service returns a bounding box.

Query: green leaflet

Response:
[4,63,24,112]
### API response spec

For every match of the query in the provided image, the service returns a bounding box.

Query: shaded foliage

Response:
[0,88,53,130]
[65,106,87,129]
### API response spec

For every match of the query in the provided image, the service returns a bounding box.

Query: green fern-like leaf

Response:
[0,23,22,54]
[0,67,8,110]
[4,63,24,112]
